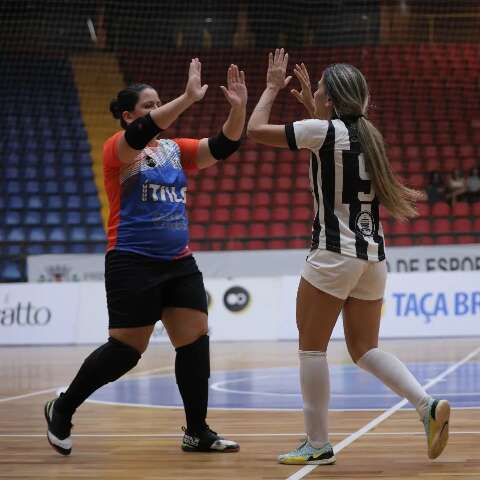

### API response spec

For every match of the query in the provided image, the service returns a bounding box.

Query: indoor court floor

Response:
[1,338,479,479]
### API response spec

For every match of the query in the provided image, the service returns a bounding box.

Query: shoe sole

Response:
[278,457,336,465]
[182,445,240,453]
[429,400,450,459]
[44,402,71,456]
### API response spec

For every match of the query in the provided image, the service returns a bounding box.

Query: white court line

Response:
[1,430,480,439]
[0,387,60,404]
[287,344,480,480]
[0,366,175,405]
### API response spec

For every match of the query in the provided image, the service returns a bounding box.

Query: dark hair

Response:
[109,83,153,129]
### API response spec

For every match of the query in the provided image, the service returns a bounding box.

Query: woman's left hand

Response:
[220,64,247,109]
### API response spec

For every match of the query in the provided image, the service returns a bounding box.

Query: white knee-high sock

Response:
[299,350,330,448]
[356,348,431,419]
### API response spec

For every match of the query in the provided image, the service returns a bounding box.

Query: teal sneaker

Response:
[278,440,336,465]
[423,398,450,459]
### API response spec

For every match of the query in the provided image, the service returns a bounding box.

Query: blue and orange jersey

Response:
[103,131,199,260]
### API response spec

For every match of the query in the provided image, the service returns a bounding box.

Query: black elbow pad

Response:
[124,113,163,150]
[208,130,241,160]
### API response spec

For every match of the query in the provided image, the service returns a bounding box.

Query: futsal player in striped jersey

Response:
[247,49,450,465]
[44,59,246,455]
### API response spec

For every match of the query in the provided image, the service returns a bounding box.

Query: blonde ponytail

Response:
[356,118,424,221]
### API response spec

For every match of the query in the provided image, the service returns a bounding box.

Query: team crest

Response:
[355,211,375,237]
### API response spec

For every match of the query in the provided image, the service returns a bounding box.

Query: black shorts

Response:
[105,250,208,329]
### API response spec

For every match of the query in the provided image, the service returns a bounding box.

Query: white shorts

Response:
[302,249,387,301]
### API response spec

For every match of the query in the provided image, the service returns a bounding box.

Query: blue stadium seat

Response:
[90,226,106,241]
[85,210,102,225]
[26,195,43,209]
[26,181,40,194]
[70,226,87,241]
[69,244,88,253]
[26,244,46,255]
[5,245,22,255]
[45,181,60,194]
[86,195,100,209]
[7,195,24,209]
[1,261,22,282]
[49,227,67,241]
[65,211,82,225]
[47,195,62,209]
[7,227,26,242]
[47,244,67,254]
[7,181,20,194]
[28,227,47,242]
[24,211,41,225]
[5,211,21,225]
[66,196,81,209]
[45,211,62,225]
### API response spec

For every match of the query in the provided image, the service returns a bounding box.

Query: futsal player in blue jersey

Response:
[248,49,450,465]
[44,59,247,455]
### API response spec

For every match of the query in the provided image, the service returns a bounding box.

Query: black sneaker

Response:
[181,426,239,453]
[44,398,73,455]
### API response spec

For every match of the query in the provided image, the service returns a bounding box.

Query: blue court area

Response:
[90,362,480,410]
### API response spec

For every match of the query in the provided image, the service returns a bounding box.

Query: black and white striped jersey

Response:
[285,118,385,262]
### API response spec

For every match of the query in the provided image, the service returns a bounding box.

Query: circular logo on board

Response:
[356,211,375,237]
[223,286,250,313]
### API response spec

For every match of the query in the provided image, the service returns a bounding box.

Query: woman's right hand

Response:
[185,58,209,102]
[291,62,315,117]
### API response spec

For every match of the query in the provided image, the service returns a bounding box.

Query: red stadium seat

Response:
[207,224,226,240]
[416,202,430,217]
[452,202,470,217]
[272,207,290,222]
[258,163,274,176]
[293,191,311,206]
[190,224,206,240]
[269,223,288,237]
[193,193,212,208]
[238,177,255,191]
[452,218,472,233]
[292,206,312,222]
[252,207,270,222]
[272,191,290,206]
[253,192,270,207]
[412,219,431,235]
[218,177,235,192]
[249,223,268,238]
[257,177,274,191]
[432,218,451,234]
[190,208,210,223]
[228,223,248,238]
[431,202,450,217]
[211,208,230,223]
[215,192,232,207]
[231,207,250,222]
[435,235,455,245]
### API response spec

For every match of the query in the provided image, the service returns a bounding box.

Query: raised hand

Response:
[185,58,209,102]
[266,48,292,91]
[220,64,247,109]
[291,62,315,117]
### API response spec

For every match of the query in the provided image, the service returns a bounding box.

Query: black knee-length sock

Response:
[175,335,210,434]
[54,337,141,417]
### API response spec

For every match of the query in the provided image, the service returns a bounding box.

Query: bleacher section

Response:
[0,44,478,281]
[0,56,106,281]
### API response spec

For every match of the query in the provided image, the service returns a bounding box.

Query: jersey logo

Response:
[355,211,375,237]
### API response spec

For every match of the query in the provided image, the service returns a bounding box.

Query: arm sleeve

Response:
[174,138,201,172]
[284,119,329,152]
[103,131,124,169]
